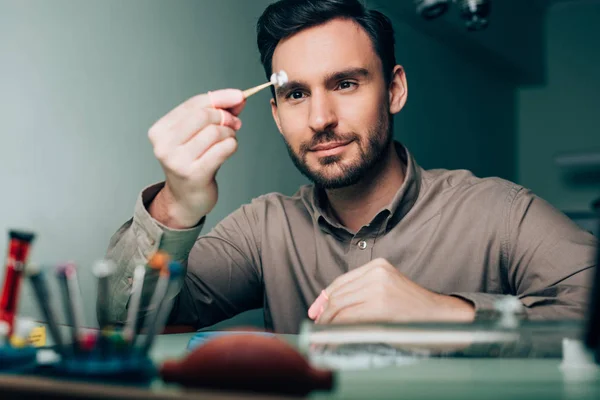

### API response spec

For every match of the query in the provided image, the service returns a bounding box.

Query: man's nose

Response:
[308,90,338,133]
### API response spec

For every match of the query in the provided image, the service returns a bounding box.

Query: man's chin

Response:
[314,177,361,190]
[307,163,346,180]
[317,155,344,166]
[306,167,363,190]
[289,147,374,189]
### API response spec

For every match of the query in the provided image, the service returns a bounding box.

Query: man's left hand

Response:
[314,258,475,324]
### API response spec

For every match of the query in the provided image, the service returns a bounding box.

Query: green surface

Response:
[149,332,600,400]
[313,358,600,400]
[3,327,599,399]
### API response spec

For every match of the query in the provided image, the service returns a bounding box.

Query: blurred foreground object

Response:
[160,333,334,396]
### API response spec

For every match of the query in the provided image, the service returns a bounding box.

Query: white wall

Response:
[519,1,600,212]
[1,0,518,330]
[0,0,308,327]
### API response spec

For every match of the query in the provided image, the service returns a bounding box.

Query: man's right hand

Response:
[147,89,246,229]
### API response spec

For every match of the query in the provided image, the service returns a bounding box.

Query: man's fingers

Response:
[310,272,375,321]
[327,271,383,305]
[317,288,370,324]
[183,125,236,162]
[308,290,329,320]
[193,137,238,177]
[327,304,384,325]
[324,258,386,298]
[205,89,245,110]
[162,109,240,146]
[317,261,399,323]
[151,89,245,133]
[228,99,247,117]
[311,260,382,321]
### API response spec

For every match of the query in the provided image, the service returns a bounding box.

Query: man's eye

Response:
[338,81,357,90]
[287,91,305,100]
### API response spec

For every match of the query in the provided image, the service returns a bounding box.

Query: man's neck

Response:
[325,144,406,233]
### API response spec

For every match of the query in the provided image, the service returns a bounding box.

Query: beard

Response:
[283,108,393,189]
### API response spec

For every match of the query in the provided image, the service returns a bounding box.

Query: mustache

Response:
[299,131,360,155]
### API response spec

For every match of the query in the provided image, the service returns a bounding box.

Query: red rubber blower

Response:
[159,333,335,396]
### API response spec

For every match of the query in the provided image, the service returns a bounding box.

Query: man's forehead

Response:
[271,18,379,81]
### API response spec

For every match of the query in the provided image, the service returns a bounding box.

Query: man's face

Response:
[270,18,398,189]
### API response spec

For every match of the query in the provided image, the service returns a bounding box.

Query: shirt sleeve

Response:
[103,182,263,329]
[452,186,597,320]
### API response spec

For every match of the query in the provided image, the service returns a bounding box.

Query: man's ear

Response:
[270,98,284,135]
[389,65,407,115]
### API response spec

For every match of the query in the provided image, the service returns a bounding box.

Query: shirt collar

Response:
[303,141,422,233]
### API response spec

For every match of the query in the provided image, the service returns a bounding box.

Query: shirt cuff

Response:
[449,292,511,320]
[132,182,204,261]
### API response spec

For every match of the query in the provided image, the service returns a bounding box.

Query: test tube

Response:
[92,259,116,328]
[135,253,170,353]
[123,265,146,343]
[140,261,183,356]
[56,263,85,353]
[0,230,35,334]
[27,263,67,357]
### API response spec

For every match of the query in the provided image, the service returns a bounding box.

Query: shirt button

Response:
[358,240,367,250]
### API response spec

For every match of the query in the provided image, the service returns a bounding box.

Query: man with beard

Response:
[103,0,597,333]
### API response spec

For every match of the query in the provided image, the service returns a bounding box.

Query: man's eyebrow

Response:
[274,67,370,98]
[324,67,370,83]
[276,81,305,98]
